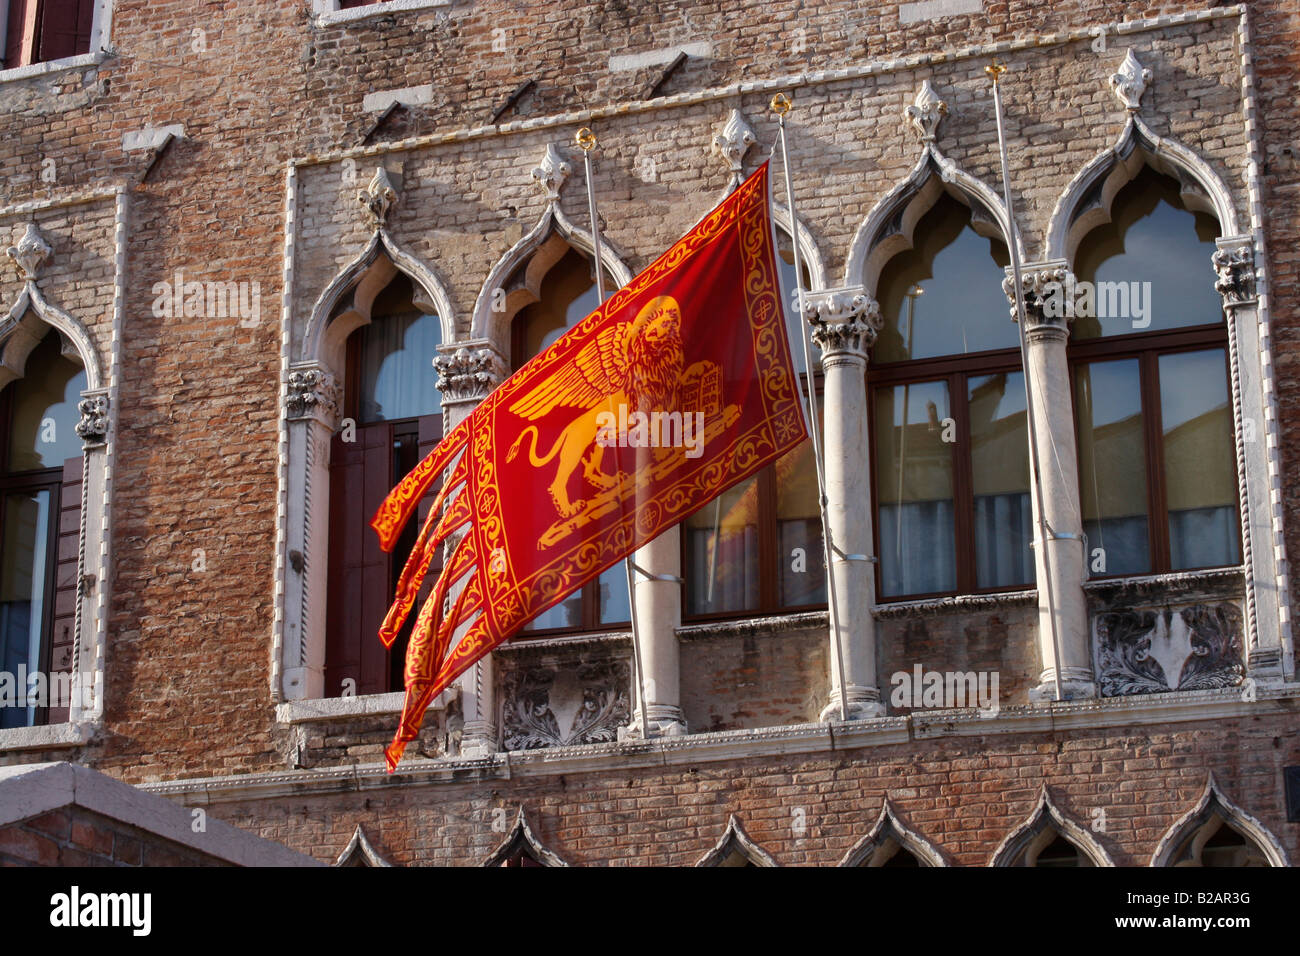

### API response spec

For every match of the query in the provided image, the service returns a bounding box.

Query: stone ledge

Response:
[676,610,827,640]
[494,630,632,654]
[0,720,94,753]
[140,682,1300,803]
[275,686,459,724]
[0,51,106,85]
[873,590,1036,618]
[311,0,451,27]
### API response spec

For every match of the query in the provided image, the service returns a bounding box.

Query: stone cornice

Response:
[873,589,1037,618]
[139,683,1300,804]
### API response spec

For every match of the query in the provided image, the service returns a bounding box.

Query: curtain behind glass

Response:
[357,310,442,425]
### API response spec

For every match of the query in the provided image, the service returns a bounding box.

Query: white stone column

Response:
[625,526,687,738]
[435,342,507,756]
[1213,237,1290,683]
[1005,263,1094,700]
[282,363,341,701]
[807,288,885,720]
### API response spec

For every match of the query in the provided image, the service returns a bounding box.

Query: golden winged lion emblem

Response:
[506,295,685,520]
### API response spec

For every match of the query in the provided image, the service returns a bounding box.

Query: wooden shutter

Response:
[36,0,95,62]
[5,0,34,67]
[46,454,81,724]
[325,423,394,698]
[338,0,377,8]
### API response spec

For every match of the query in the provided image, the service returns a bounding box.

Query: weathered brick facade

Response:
[0,0,1297,866]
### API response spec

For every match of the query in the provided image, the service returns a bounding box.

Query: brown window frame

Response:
[1067,320,1238,580]
[868,345,1031,602]
[0,386,63,728]
[680,371,827,624]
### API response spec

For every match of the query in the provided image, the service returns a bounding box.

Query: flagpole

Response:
[986,61,1065,702]
[577,127,657,740]
[771,93,850,722]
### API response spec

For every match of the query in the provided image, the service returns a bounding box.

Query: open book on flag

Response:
[370,162,807,770]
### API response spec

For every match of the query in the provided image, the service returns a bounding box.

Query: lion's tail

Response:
[506,425,566,468]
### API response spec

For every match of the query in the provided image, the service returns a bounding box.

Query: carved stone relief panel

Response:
[498,650,630,751]
[1093,603,1245,696]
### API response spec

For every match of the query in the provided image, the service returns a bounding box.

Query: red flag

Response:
[371,162,805,770]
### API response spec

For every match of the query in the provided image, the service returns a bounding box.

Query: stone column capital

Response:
[804,286,881,364]
[1212,237,1257,308]
[1004,260,1074,342]
[286,362,341,428]
[75,389,110,449]
[435,342,508,406]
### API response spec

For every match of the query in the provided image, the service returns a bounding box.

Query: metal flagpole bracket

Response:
[629,560,683,584]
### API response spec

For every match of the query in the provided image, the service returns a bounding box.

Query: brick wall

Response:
[0,1,1294,867]
[0,806,229,866]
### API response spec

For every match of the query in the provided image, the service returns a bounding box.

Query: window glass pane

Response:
[969,371,1033,589]
[597,564,630,626]
[1074,359,1149,575]
[874,193,1014,363]
[1073,166,1221,339]
[1159,349,1239,570]
[776,438,825,606]
[357,276,441,424]
[522,584,584,632]
[516,246,616,366]
[1,489,50,729]
[777,230,813,376]
[6,332,87,472]
[685,475,760,615]
[874,380,955,597]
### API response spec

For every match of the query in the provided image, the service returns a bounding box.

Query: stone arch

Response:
[839,798,948,867]
[1151,774,1289,867]
[844,144,1022,298]
[333,825,394,867]
[482,808,568,867]
[469,204,632,352]
[301,229,456,377]
[696,814,779,867]
[989,786,1114,867]
[1,287,102,394]
[772,202,828,292]
[1045,116,1239,265]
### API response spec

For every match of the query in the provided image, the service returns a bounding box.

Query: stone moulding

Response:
[839,797,948,867]
[1149,773,1290,867]
[482,808,568,867]
[696,815,779,867]
[139,684,1300,803]
[872,589,1036,619]
[334,825,394,867]
[989,785,1115,866]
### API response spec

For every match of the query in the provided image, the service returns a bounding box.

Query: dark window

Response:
[1069,166,1238,578]
[0,330,85,728]
[509,241,628,634]
[4,0,94,69]
[869,192,1030,600]
[682,228,825,620]
[324,273,443,697]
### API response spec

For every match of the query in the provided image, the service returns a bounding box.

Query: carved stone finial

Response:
[75,393,109,447]
[358,167,398,226]
[1003,264,1073,335]
[804,287,881,361]
[434,346,507,404]
[712,109,757,190]
[1212,242,1256,307]
[7,223,52,280]
[286,365,340,425]
[904,80,948,144]
[531,144,571,204]
[1109,49,1152,112]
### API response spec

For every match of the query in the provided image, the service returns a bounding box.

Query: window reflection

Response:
[7,332,87,471]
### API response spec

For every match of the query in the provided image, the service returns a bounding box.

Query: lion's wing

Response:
[507,324,628,421]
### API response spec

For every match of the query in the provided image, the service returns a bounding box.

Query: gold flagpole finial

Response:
[770,92,792,116]
[576,127,597,151]
[985,59,1007,82]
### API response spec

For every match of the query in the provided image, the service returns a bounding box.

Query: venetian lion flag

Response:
[371,162,806,770]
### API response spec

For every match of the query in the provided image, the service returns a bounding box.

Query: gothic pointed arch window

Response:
[681,225,825,619]
[324,270,443,696]
[506,233,629,633]
[0,328,86,728]
[1067,165,1238,578]
[869,189,1031,599]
